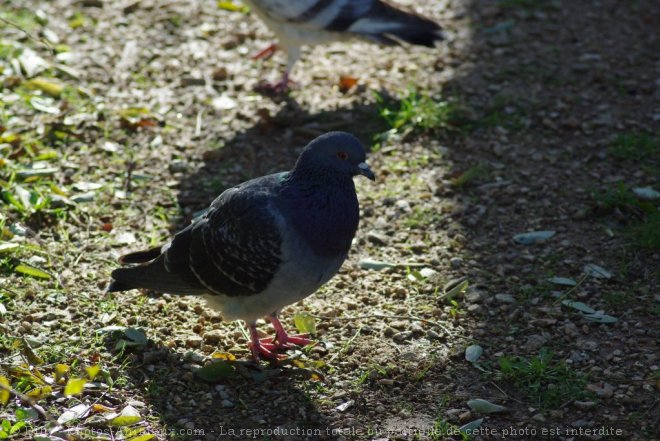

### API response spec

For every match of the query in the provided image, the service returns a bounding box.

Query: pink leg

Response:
[251,43,278,60]
[255,71,292,94]
[269,314,311,348]
[247,323,284,361]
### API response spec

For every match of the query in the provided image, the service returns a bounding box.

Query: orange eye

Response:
[337,151,348,160]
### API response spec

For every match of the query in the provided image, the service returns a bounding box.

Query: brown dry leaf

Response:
[339,75,358,93]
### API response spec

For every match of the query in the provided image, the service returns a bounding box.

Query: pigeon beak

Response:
[357,162,375,181]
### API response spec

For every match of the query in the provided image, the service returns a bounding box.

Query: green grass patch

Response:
[497,348,587,409]
[375,88,468,138]
[591,182,660,249]
[609,132,659,162]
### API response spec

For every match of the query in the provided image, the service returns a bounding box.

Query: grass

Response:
[376,88,467,139]
[591,182,660,249]
[609,132,659,162]
[496,348,587,409]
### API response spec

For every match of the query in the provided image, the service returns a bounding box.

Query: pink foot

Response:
[269,316,311,349]
[252,43,278,60]
[255,72,292,94]
[248,324,286,361]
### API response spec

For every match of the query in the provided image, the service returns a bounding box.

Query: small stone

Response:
[221,399,234,408]
[495,293,515,303]
[449,257,463,268]
[366,231,388,245]
[393,331,414,343]
[525,334,548,350]
[185,335,203,348]
[204,329,224,344]
[574,400,597,409]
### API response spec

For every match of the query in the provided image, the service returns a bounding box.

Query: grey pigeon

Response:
[244,0,443,90]
[107,132,375,361]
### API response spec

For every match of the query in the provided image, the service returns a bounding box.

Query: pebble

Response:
[495,293,515,303]
[203,329,224,344]
[449,257,463,268]
[221,399,234,408]
[393,331,414,343]
[366,231,388,245]
[185,335,203,348]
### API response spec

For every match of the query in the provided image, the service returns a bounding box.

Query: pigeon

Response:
[107,132,375,361]
[244,0,444,91]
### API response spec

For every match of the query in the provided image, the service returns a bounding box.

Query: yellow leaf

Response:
[128,435,155,441]
[92,403,115,413]
[64,378,87,396]
[54,364,70,382]
[217,1,248,12]
[0,376,10,405]
[26,385,53,400]
[211,352,236,361]
[24,78,65,98]
[86,365,100,380]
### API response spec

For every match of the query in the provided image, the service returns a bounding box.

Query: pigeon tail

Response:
[118,246,162,264]
[108,255,207,296]
[350,3,443,47]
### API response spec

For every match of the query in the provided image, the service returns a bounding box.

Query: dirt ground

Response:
[0,0,658,440]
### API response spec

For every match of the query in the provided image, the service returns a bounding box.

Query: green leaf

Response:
[63,378,86,396]
[293,312,316,335]
[14,264,51,279]
[196,360,236,382]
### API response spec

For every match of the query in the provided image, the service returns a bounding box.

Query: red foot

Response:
[252,43,279,60]
[255,74,292,94]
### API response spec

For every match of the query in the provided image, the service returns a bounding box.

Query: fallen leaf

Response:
[64,378,87,396]
[293,312,316,335]
[108,405,142,427]
[338,75,358,92]
[583,263,612,279]
[465,345,483,363]
[15,264,51,279]
[561,300,596,314]
[513,230,556,244]
[467,398,507,414]
[548,277,577,286]
[57,403,90,425]
[0,376,10,405]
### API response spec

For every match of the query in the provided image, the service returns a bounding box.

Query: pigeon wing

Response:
[186,183,283,298]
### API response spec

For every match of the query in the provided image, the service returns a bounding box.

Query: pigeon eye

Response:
[336,151,348,160]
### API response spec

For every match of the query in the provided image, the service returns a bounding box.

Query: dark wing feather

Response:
[108,175,284,298]
[188,181,283,297]
[326,1,443,47]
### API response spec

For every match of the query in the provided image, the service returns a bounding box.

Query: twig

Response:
[0,17,54,55]
[313,313,456,337]
[0,381,55,423]
[327,325,363,364]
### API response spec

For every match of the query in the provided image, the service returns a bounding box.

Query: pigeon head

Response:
[294,132,375,181]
